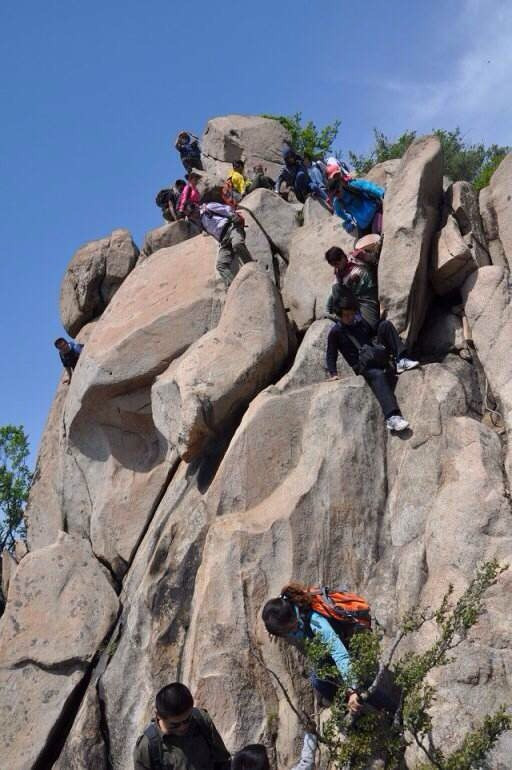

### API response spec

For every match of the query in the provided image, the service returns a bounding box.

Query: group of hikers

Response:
[134,582,401,769]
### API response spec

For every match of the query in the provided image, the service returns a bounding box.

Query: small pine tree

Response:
[262,112,341,159]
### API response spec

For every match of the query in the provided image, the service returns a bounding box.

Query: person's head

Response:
[155,683,194,736]
[253,163,264,175]
[261,583,312,637]
[327,175,344,196]
[177,131,190,145]
[232,744,270,770]
[188,172,200,187]
[175,179,186,192]
[333,294,359,325]
[233,159,245,173]
[54,337,70,353]
[325,246,348,270]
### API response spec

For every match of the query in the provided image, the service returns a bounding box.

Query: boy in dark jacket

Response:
[326,295,418,432]
[134,683,230,770]
[275,146,310,203]
[54,337,83,383]
[175,132,202,173]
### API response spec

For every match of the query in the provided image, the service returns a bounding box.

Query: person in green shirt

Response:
[134,682,231,770]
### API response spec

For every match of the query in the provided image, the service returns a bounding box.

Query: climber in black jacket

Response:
[326,294,419,433]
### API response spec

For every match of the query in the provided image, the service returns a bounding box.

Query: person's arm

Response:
[204,202,237,219]
[64,366,73,383]
[309,612,351,680]
[201,711,231,768]
[133,736,151,770]
[332,197,355,231]
[178,185,190,213]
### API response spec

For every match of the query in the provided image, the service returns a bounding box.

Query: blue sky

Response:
[1,0,511,464]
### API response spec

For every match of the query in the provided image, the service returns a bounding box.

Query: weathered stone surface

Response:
[54,685,108,770]
[364,158,400,188]
[139,219,200,262]
[302,196,332,226]
[489,152,512,270]
[60,228,139,337]
[1,550,17,601]
[282,219,354,330]
[240,188,300,260]
[153,264,289,462]
[463,266,512,482]
[416,302,465,359]
[479,185,507,267]
[431,214,476,295]
[201,114,290,181]
[0,532,118,770]
[378,135,443,344]
[446,180,489,267]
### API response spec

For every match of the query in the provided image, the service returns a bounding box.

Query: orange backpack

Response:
[308,586,372,631]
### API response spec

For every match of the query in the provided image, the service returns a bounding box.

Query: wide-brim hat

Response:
[355,234,382,253]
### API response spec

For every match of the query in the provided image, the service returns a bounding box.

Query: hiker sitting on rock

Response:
[199,201,253,287]
[232,735,317,770]
[178,172,201,224]
[326,294,419,433]
[156,179,187,223]
[54,337,83,384]
[134,682,231,770]
[175,131,202,173]
[303,152,328,201]
[223,160,251,206]
[325,240,380,330]
[328,174,384,236]
[249,164,274,191]
[262,583,366,714]
[275,145,311,204]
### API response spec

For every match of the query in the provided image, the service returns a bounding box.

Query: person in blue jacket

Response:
[54,337,83,383]
[303,152,328,201]
[262,583,363,715]
[328,175,384,235]
[275,145,311,203]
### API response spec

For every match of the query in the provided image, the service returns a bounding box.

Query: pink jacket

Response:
[178,183,200,212]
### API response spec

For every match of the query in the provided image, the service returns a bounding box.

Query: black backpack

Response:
[143,712,213,770]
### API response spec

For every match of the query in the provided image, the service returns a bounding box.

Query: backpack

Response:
[143,711,214,770]
[307,586,372,633]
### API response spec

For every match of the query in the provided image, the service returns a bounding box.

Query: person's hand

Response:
[347,692,362,715]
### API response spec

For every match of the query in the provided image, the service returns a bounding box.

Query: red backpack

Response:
[308,585,372,631]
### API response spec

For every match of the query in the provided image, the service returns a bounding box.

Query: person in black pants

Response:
[326,294,419,432]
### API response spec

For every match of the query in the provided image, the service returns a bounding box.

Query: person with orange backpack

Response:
[262,583,371,714]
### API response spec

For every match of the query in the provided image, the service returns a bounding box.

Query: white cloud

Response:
[381,0,512,145]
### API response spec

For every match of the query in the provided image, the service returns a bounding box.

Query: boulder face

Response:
[60,228,139,337]
[201,114,290,180]
[139,219,200,262]
[479,185,507,267]
[378,135,443,345]
[489,152,512,270]
[7,115,512,770]
[0,533,118,770]
[152,263,290,462]
[364,158,401,187]
[446,180,489,267]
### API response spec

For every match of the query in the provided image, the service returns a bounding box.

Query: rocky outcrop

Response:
[201,114,290,180]
[378,135,443,345]
[479,185,507,267]
[0,533,118,770]
[364,158,400,187]
[446,180,489,267]
[431,214,477,295]
[153,264,290,462]
[60,229,139,337]
[282,218,354,330]
[489,152,512,270]
[240,188,300,261]
[139,219,200,262]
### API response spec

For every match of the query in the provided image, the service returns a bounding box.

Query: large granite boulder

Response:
[201,114,290,180]
[139,219,200,262]
[430,214,477,295]
[240,188,300,261]
[0,533,118,770]
[378,135,443,345]
[463,266,512,482]
[282,219,354,330]
[364,158,400,188]
[489,152,512,270]
[153,264,289,462]
[446,180,489,267]
[60,228,139,336]
[479,185,507,267]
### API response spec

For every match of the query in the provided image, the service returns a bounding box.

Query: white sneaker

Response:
[396,357,419,374]
[386,415,409,432]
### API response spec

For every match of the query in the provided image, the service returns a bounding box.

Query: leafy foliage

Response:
[0,425,32,553]
[262,112,341,159]
[302,561,510,769]
[349,127,509,190]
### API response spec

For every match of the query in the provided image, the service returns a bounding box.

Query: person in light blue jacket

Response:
[262,583,363,715]
[328,176,385,235]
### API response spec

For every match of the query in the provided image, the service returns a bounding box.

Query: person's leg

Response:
[364,368,400,419]
[216,233,236,287]
[294,170,310,203]
[230,226,253,269]
[309,673,339,705]
[375,320,408,361]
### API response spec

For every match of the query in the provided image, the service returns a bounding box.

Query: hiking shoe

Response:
[396,357,419,374]
[386,415,409,432]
